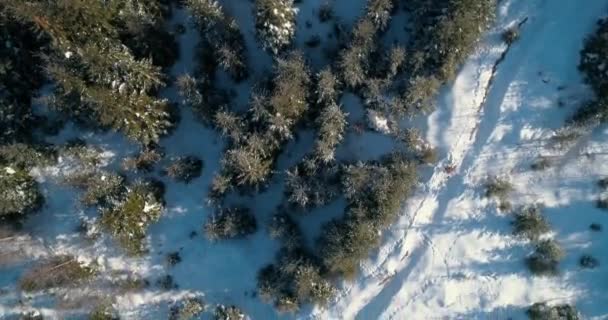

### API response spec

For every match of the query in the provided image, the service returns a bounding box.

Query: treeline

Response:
[572,18,608,124]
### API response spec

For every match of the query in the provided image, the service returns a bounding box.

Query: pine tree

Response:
[314,103,347,163]
[5,0,174,145]
[254,0,298,54]
[187,0,249,81]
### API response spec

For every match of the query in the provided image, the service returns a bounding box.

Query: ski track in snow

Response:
[3,0,608,319]
[316,0,608,319]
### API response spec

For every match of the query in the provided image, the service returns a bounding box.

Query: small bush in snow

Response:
[597,196,608,210]
[598,177,608,189]
[526,239,564,276]
[530,157,552,171]
[502,26,520,45]
[166,251,182,267]
[527,302,580,320]
[213,304,247,320]
[19,255,96,292]
[318,2,333,22]
[89,303,119,320]
[100,181,164,255]
[122,148,163,172]
[485,176,513,200]
[513,205,551,241]
[0,167,43,221]
[164,156,204,183]
[590,223,602,232]
[257,249,334,312]
[169,297,205,320]
[157,274,177,290]
[579,254,600,269]
[254,0,298,54]
[204,206,257,240]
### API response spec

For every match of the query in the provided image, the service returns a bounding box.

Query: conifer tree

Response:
[254,0,298,54]
[187,0,249,81]
[5,0,174,145]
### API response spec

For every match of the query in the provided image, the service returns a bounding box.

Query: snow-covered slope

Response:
[2,0,608,319]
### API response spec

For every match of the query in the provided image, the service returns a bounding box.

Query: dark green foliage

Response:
[0,143,57,169]
[365,0,394,31]
[5,0,174,145]
[122,148,163,172]
[398,0,495,114]
[318,2,334,23]
[186,0,249,81]
[169,297,204,320]
[164,156,203,183]
[526,239,564,276]
[257,249,335,313]
[527,302,580,320]
[314,103,348,163]
[579,254,599,269]
[598,178,608,189]
[318,155,417,278]
[64,171,125,207]
[590,223,602,232]
[315,68,341,106]
[0,6,48,144]
[502,26,520,45]
[254,0,297,54]
[204,206,257,240]
[268,211,304,251]
[218,52,310,192]
[339,19,378,89]
[214,109,246,144]
[401,75,442,114]
[100,181,164,255]
[579,18,608,95]
[573,18,608,124]
[285,159,341,209]
[0,168,43,220]
[318,218,380,278]
[513,205,551,241]
[89,303,119,320]
[213,305,247,320]
[485,176,513,199]
[166,251,182,267]
[157,274,177,290]
[19,255,95,292]
[531,157,552,171]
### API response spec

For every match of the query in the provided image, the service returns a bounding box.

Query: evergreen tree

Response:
[187,0,249,81]
[254,0,298,54]
[314,103,347,163]
[5,0,174,145]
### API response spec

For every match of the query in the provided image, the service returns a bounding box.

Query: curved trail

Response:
[315,0,608,318]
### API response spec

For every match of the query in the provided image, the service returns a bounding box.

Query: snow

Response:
[3,0,608,319]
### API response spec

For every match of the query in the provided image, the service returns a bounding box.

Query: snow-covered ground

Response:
[2,0,608,319]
